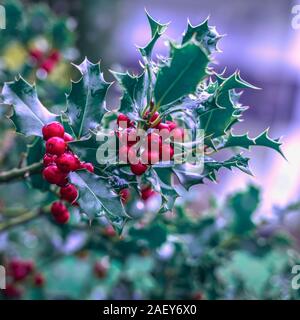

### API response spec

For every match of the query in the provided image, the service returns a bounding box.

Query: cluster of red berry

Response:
[117,111,184,176]
[29,48,61,74]
[41,122,94,224]
[3,259,44,299]
[117,110,185,205]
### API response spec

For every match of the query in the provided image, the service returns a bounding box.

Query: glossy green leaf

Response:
[2,77,59,137]
[66,58,112,139]
[221,129,285,158]
[138,11,168,58]
[182,17,223,54]
[69,171,128,222]
[112,71,147,115]
[154,40,209,107]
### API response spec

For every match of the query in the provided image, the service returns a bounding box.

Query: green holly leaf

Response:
[2,77,59,137]
[138,10,168,58]
[200,72,258,139]
[182,17,223,54]
[112,71,147,115]
[221,129,285,158]
[69,171,128,224]
[66,58,112,139]
[154,40,209,107]
[228,185,260,235]
[27,137,49,191]
[172,154,251,190]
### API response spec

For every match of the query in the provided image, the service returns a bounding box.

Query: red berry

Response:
[81,162,94,173]
[56,152,79,173]
[42,122,65,140]
[103,225,116,237]
[54,210,70,224]
[172,127,185,141]
[34,273,45,287]
[166,120,177,131]
[141,150,160,165]
[130,162,148,175]
[9,260,33,281]
[46,137,66,156]
[51,201,68,216]
[94,261,108,279]
[119,188,131,204]
[43,165,68,185]
[48,50,60,62]
[141,187,156,201]
[160,144,174,161]
[43,154,57,167]
[117,113,133,128]
[60,184,78,203]
[4,284,22,298]
[157,122,170,131]
[63,132,74,142]
[29,48,43,61]
[41,59,55,73]
[50,201,70,224]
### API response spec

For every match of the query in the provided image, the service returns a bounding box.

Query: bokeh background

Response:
[27,0,300,216]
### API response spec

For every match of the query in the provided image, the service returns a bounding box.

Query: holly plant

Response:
[0,12,284,233]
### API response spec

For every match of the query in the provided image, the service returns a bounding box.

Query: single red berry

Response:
[42,122,65,140]
[48,50,60,62]
[60,184,78,203]
[94,261,108,279]
[141,150,160,165]
[157,122,170,131]
[43,165,68,185]
[10,261,32,281]
[130,162,148,175]
[41,59,55,73]
[81,162,94,173]
[34,273,45,287]
[29,48,43,63]
[51,201,68,216]
[141,187,156,201]
[54,210,70,224]
[172,127,185,141]
[166,120,177,131]
[56,152,79,173]
[46,137,66,156]
[4,284,22,298]
[160,144,174,161]
[63,132,74,142]
[43,154,57,167]
[117,113,133,128]
[103,225,116,237]
[119,188,131,204]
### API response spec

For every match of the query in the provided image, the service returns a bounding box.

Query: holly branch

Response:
[0,161,43,183]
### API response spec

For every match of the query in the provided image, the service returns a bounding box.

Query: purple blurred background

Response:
[35,0,300,216]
